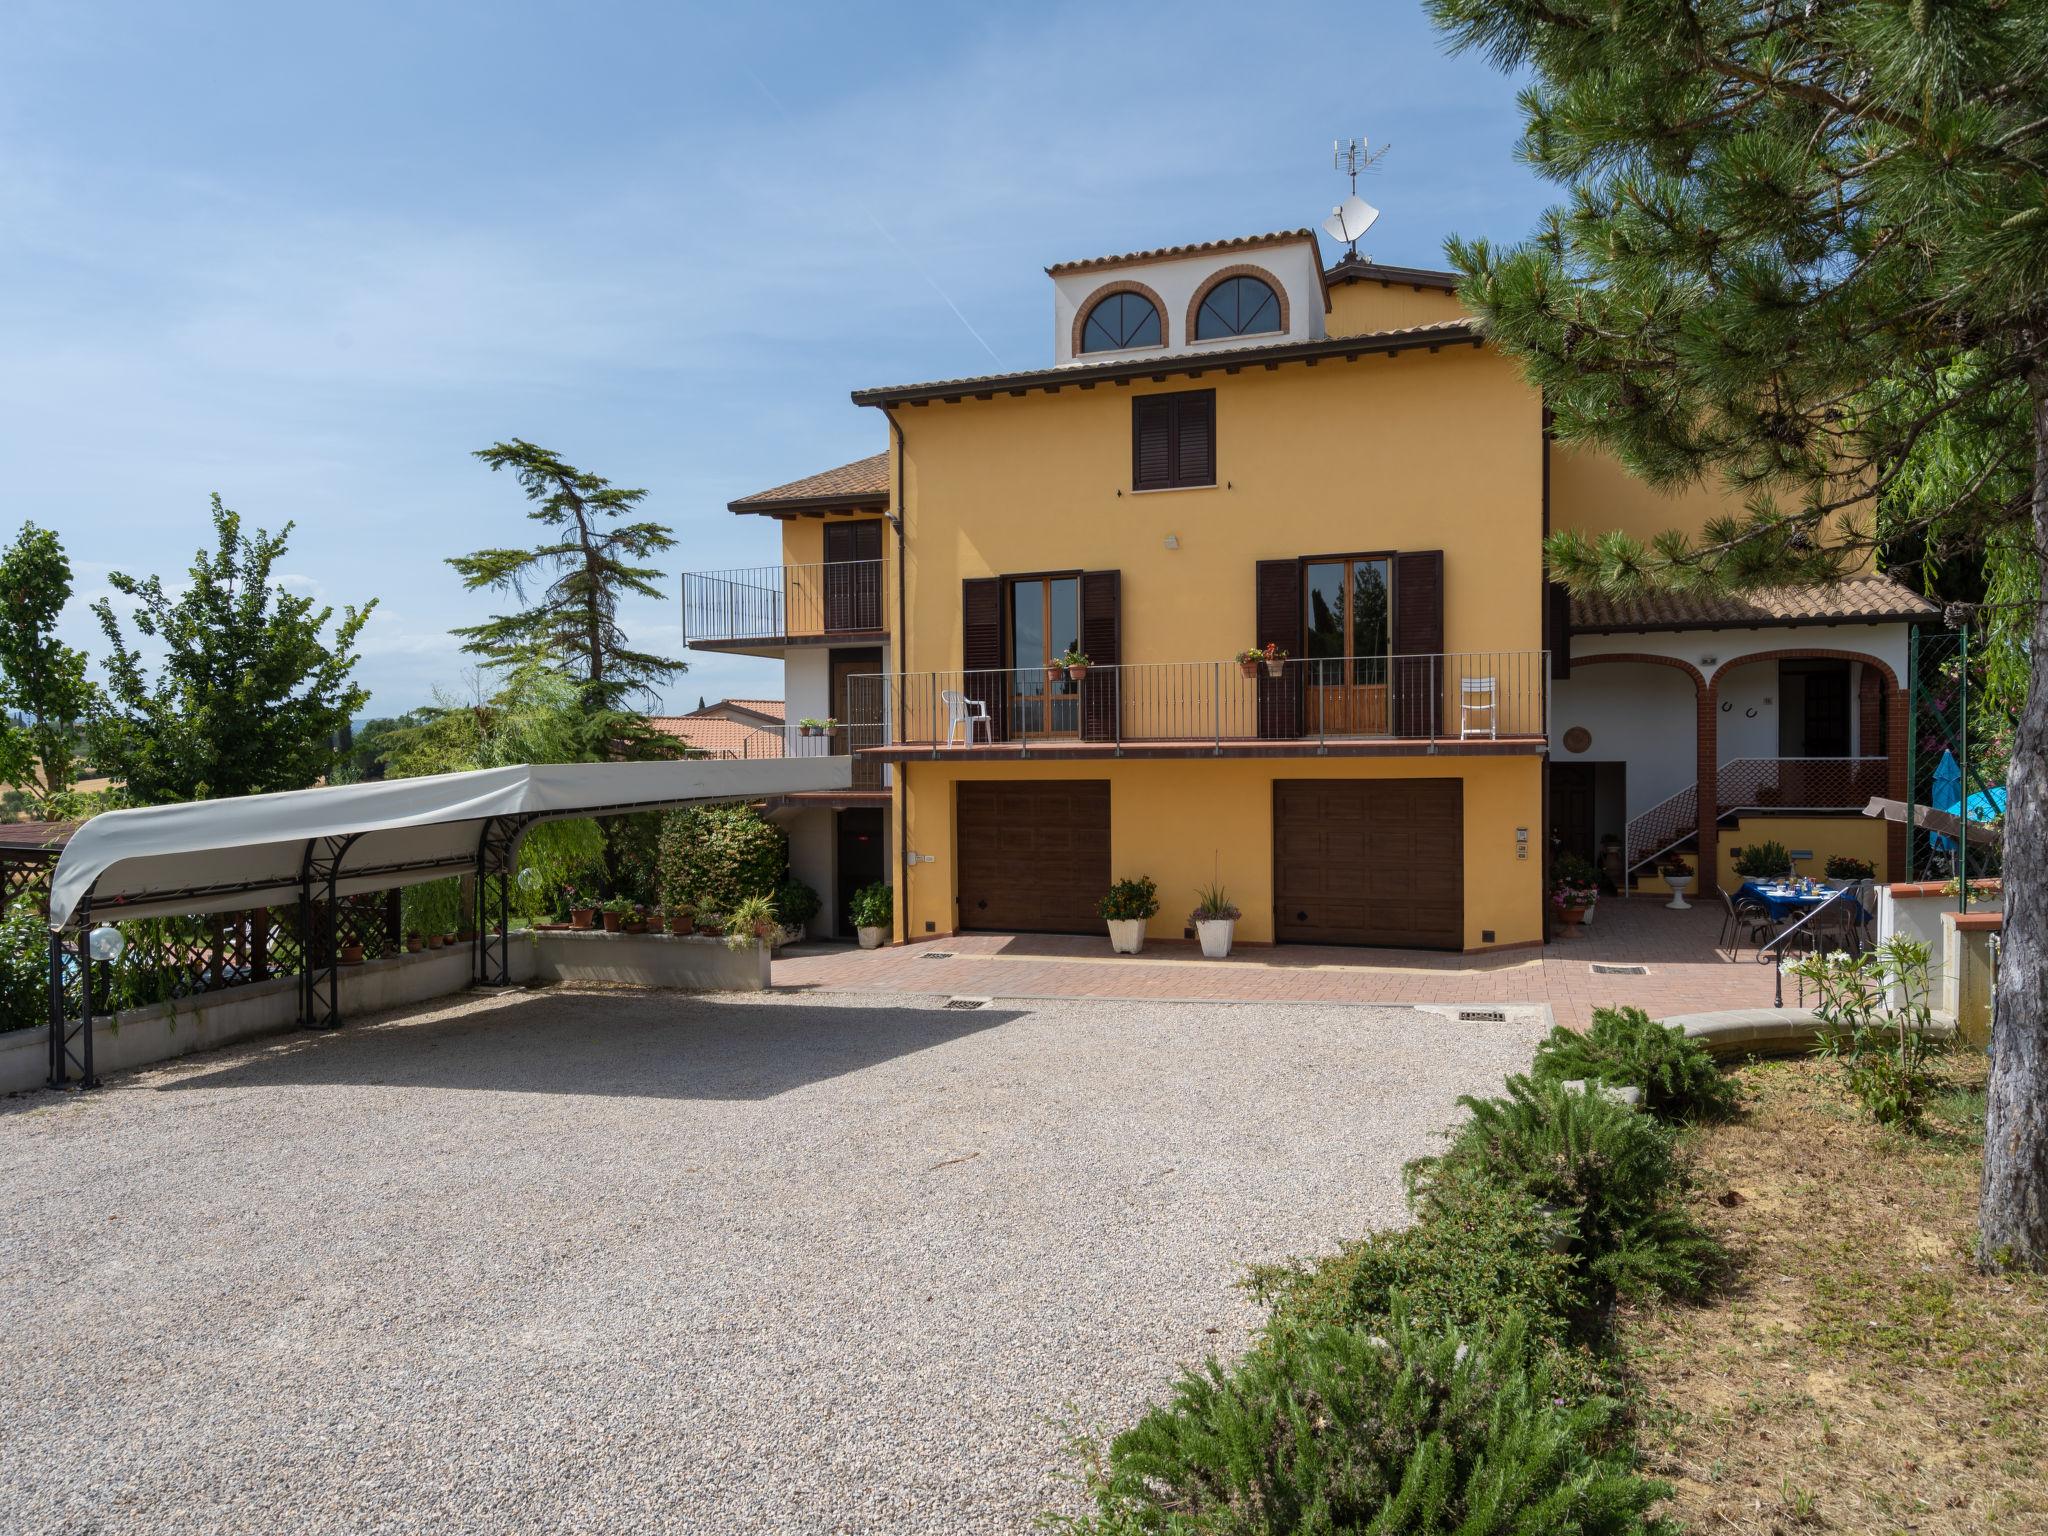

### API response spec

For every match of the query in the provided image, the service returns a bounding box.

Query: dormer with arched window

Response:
[1048,230,1326,365]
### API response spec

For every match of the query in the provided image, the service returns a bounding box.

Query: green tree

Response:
[0,522,97,815]
[1426,0,2048,1267]
[453,440,682,714]
[90,494,374,803]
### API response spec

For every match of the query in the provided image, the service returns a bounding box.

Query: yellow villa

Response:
[685,226,1934,949]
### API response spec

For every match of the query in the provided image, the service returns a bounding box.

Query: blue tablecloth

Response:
[1739,880,1867,924]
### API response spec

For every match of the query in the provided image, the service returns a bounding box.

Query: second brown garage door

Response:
[956,780,1111,934]
[1273,778,1464,950]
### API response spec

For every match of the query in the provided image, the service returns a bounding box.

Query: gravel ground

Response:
[0,985,1544,1535]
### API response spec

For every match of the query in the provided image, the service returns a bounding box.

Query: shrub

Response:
[1824,853,1876,880]
[1793,938,1947,1128]
[0,908,48,1035]
[659,804,789,915]
[1251,1162,1582,1350]
[1060,1313,1675,1535]
[722,894,779,948]
[848,881,892,930]
[1424,1077,1721,1302]
[1733,839,1792,878]
[1531,1006,1738,1121]
[773,878,820,926]
[1098,876,1160,922]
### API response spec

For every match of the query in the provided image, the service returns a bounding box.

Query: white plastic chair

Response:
[1458,676,1497,739]
[942,689,992,746]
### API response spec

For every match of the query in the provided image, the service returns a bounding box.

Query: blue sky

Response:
[3,1,1545,717]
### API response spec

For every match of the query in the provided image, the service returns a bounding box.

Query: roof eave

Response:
[727,491,891,518]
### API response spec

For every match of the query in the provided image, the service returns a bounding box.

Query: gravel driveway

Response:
[0,986,1543,1534]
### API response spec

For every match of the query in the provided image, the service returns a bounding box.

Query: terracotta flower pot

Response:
[1067,663,1089,680]
[571,907,595,930]
[1556,905,1588,926]
[427,934,444,949]
[340,943,364,965]
[602,911,623,933]
[1239,659,1260,679]
[669,914,695,936]
[407,936,423,952]
[623,920,647,934]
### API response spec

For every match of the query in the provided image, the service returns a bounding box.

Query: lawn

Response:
[1623,1053,2048,1533]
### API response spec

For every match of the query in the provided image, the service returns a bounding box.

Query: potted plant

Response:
[565,885,595,929]
[1551,853,1601,927]
[1189,881,1240,959]
[1098,876,1159,954]
[600,897,634,933]
[1658,856,1695,911]
[797,717,835,739]
[1733,840,1794,881]
[622,904,649,935]
[1824,854,1876,881]
[666,903,696,937]
[426,932,444,949]
[774,877,821,944]
[849,882,892,949]
[441,930,458,948]
[406,930,423,953]
[723,894,782,949]
[1235,647,1264,679]
[340,940,364,965]
[1060,647,1092,681]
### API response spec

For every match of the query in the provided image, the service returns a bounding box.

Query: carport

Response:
[43,756,849,1086]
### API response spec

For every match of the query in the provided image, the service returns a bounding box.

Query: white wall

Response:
[784,647,833,722]
[1050,239,1328,365]
[1549,661,1696,820]
[1714,662,1778,760]
[785,806,837,936]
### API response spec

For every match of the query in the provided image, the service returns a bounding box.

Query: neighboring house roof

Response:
[0,819,76,855]
[721,698,784,721]
[728,452,890,516]
[1045,229,1319,277]
[851,318,1479,407]
[644,715,784,759]
[1570,575,1940,634]
[1322,256,1460,291]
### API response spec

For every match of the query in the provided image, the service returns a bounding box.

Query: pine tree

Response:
[453,440,682,714]
[91,496,373,803]
[1427,0,2048,1269]
[0,522,97,815]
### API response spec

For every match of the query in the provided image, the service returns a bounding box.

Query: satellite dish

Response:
[1323,194,1380,247]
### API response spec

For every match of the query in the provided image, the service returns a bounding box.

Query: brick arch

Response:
[1071,279,1169,356]
[1185,263,1291,343]
[1707,646,1900,692]
[1567,651,1707,691]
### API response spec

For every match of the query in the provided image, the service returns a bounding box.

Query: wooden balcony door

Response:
[830,647,883,790]
[1303,557,1391,736]
[1010,576,1081,737]
[823,521,884,633]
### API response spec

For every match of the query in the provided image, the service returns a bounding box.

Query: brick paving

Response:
[776,898,1777,1029]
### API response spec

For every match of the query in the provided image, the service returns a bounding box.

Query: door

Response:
[830,647,884,789]
[1302,557,1391,735]
[1273,778,1464,949]
[834,808,886,936]
[823,521,883,632]
[956,779,1110,933]
[1010,576,1082,737]
[1549,763,1598,866]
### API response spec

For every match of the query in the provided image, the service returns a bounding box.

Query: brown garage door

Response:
[957,780,1111,934]
[1273,778,1464,950]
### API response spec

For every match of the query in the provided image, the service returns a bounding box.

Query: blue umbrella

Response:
[1930,750,1963,853]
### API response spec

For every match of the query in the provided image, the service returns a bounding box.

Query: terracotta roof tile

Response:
[644,716,785,759]
[728,453,889,513]
[720,698,784,721]
[1570,575,1939,633]
[1046,229,1318,276]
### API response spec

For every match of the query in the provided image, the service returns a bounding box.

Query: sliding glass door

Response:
[1303,557,1391,735]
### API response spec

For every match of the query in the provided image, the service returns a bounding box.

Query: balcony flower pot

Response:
[1106,918,1146,955]
[1264,658,1285,678]
[570,907,595,930]
[799,724,825,739]
[1238,658,1261,679]
[602,911,624,933]
[1066,662,1090,681]
[1046,664,1064,684]
[857,924,887,950]
[1195,918,1235,959]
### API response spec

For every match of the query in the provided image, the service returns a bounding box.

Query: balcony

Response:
[704,721,888,793]
[844,651,1547,759]
[680,560,886,653]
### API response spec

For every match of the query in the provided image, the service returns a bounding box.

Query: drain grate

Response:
[919,951,956,960]
[943,996,990,1010]
[1590,963,1649,975]
[1459,1008,1508,1023]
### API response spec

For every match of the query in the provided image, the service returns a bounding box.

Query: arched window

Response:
[1194,275,1282,339]
[1080,290,1163,352]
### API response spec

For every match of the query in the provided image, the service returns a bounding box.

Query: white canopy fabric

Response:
[48,756,850,929]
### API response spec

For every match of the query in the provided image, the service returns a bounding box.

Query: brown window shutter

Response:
[1132,397,1174,490]
[1174,391,1214,486]
[1392,550,1445,737]
[1546,579,1572,680]
[1254,558,1302,739]
[1079,570,1121,742]
[961,577,1008,741]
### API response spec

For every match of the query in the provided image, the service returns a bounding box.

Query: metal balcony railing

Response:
[681,559,885,646]
[844,651,1547,751]
[716,722,887,790]
[1624,756,1889,875]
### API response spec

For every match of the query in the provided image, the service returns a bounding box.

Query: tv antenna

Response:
[1325,136,1387,259]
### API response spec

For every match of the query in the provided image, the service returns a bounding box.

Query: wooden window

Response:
[1132,389,1216,491]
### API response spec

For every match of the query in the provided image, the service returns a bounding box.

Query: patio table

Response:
[1739,879,1868,926]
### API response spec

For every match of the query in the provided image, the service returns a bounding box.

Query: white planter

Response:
[1106,918,1146,955]
[1195,918,1235,959]
[857,925,887,950]
[1664,876,1693,911]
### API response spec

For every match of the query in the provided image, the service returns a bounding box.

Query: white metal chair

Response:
[1458,676,1497,740]
[942,689,992,746]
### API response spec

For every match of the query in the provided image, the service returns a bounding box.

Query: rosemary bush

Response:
[1531,1006,1738,1121]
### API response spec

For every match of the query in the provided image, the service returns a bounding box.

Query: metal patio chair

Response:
[1717,886,1775,959]
[1458,675,1498,739]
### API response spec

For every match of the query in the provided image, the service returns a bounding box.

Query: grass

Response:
[1618,1053,2048,1533]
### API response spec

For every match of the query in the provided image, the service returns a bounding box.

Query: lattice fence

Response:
[1906,626,2001,885]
